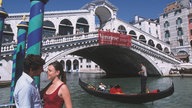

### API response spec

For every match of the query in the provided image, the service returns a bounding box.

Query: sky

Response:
[3,0,176,22]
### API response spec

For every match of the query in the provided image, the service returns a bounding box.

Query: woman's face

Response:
[47,65,60,80]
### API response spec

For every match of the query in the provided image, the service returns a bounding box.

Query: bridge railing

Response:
[42,31,98,46]
[131,38,181,63]
[0,32,99,56]
[1,42,16,57]
[0,31,181,64]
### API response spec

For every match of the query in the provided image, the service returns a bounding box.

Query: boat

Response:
[0,80,11,88]
[79,78,174,104]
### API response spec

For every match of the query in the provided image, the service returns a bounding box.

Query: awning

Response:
[175,55,189,59]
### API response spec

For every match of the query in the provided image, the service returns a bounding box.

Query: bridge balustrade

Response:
[0,31,180,65]
[131,38,180,64]
[42,32,98,46]
[1,42,15,57]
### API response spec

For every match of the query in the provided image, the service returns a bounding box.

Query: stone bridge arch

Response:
[43,45,162,77]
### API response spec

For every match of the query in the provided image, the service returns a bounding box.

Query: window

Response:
[189,19,192,23]
[177,28,183,36]
[166,41,170,44]
[178,39,183,46]
[163,13,168,18]
[165,30,170,38]
[149,28,151,34]
[156,30,159,36]
[176,17,182,25]
[190,29,192,35]
[174,9,181,16]
[164,21,169,28]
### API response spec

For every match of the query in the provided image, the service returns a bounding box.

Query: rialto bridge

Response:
[0,0,181,79]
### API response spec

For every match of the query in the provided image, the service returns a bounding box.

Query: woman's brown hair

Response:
[48,61,66,83]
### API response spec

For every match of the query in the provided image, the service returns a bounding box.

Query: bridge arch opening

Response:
[129,30,137,39]
[156,43,162,51]
[66,60,72,72]
[60,60,65,70]
[148,39,155,47]
[71,45,161,77]
[164,47,170,54]
[73,59,79,72]
[43,20,56,38]
[76,18,89,33]
[139,35,146,43]
[3,24,14,43]
[117,25,127,34]
[95,6,112,28]
[59,19,73,35]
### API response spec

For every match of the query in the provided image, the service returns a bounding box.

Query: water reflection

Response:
[0,73,192,108]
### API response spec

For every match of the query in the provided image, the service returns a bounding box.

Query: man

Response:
[138,63,147,94]
[98,82,107,91]
[14,54,45,108]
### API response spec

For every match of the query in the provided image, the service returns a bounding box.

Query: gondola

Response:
[79,78,174,104]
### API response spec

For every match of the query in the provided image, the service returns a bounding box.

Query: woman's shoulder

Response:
[59,83,70,94]
[60,83,68,89]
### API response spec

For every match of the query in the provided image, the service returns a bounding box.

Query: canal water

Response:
[0,72,192,108]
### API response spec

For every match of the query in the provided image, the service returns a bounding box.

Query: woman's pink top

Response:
[43,83,64,108]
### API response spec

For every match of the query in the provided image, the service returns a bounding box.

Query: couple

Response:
[13,54,72,108]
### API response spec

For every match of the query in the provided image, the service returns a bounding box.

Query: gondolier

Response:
[138,63,147,94]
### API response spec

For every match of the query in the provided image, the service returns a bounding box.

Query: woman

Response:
[43,61,72,108]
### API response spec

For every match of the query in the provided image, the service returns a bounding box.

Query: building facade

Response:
[132,16,161,40]
[160,0,192,62]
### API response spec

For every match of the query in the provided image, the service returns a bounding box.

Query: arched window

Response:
[43,20,56,38]
[164,47,169,54]
[76,18,89,33]
[178,39,183,46]
[73,59,79,71]
[129,30,137,39]
[164,21,169,28]
[3,24,14,43]
[148,39,155,47]
[156,44,162,51]
[165,30,170,38]
[117,25,127,34]
[176,17,182,25]
[177,27,183,36]
[66,60,72,72]
[59,19,73,35]
[139,35,146,43]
